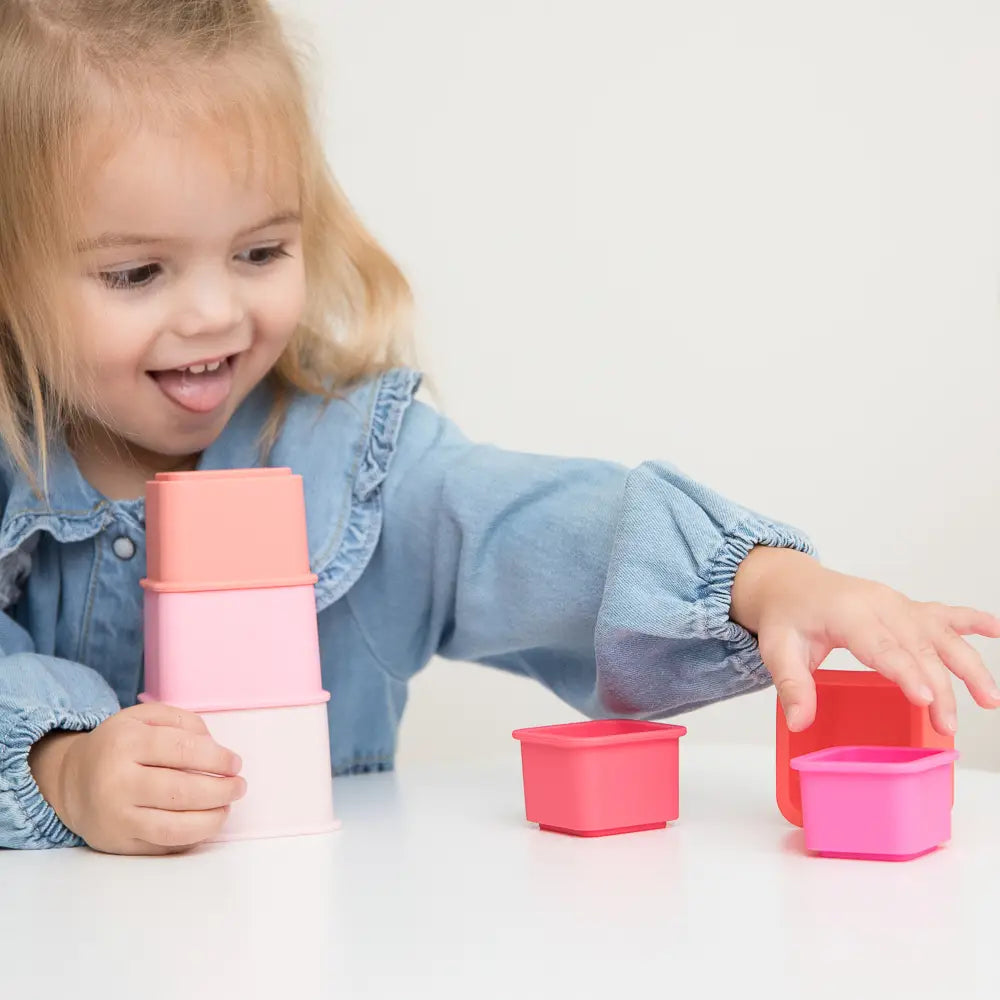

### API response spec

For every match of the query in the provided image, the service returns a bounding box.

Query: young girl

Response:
[1,0,997,856]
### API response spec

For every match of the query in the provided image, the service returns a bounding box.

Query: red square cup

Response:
[777,669,952,827]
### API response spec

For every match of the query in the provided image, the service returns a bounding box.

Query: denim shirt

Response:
[0,367,812,849]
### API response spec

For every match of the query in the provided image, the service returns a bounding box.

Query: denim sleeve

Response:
[0,613,119,850]
[352,400,815,718]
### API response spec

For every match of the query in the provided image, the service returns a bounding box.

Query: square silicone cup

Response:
[202,702,339,842]
[144,468,315,590]
[140,584,327,712]
[776,669,953,827]
[512,719,686,837]
[791,745,958,861]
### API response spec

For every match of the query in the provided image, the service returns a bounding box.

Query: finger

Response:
[760,628,816,732]
[126,702,210,736]
[935,626,1000,709]
[850,624,933,705]
[882,613,957,735]
[133,805,231,848]
[89,840,182,858]
[137,727,242,776]
[912,645,956,736]
[940,606,1000,639]
[135,767,247,811]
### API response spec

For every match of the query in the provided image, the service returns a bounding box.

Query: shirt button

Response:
[112,536,136,560]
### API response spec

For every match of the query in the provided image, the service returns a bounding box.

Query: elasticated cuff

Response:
[698,516,817,676]
[0,706,111,849]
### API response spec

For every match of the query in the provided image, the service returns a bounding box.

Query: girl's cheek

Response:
[264,285,307,340]
[78,299,155,366]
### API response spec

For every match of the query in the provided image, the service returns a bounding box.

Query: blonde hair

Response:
[0,0,414,491]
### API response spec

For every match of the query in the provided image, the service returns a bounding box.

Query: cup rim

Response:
[138,691,331,713]
[790,744,959,774]
[141,574,319,593]
[152,468,294,483]
[512,718,687,748]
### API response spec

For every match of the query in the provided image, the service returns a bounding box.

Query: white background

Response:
[277,0,1000,770]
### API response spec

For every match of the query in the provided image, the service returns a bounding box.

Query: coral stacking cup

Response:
[140,468,325,712]
[144,467,314,589]
[139,468,337,842]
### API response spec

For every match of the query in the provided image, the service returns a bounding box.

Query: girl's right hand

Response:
[29,702,245,855]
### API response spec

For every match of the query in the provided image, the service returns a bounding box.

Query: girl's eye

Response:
[94,245,290,289]
[236,245,291,266]
[98,264,160,290]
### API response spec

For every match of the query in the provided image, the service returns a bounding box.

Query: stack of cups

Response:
[139,468,338,842]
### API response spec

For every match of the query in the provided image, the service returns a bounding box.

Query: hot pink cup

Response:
[791,745,959,861]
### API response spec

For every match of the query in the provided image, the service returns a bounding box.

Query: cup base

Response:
[211,818,342,844]
[138,690,331,713]
[538,821,667,838]
[814,846,939,862]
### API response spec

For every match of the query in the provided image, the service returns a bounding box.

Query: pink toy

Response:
[140,584,326,712]
[776,668,952,827]
[512,719,686,837]
[202,703,339,841]
[140,468,337,843]
[145,467,314,589]
[791,745,959,861]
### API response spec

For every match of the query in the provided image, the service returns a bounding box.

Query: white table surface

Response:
[1,743,995,999]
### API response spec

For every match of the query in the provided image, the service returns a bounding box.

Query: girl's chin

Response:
[123,416,230,464]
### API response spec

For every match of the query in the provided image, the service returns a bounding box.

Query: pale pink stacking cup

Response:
[140,468,337,842]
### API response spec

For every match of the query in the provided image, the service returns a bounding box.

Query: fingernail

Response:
[786,705,804,731]
[989,687,1000,703]
[231,754,243,772]
[945,714,957,733]
[917,686,934,703]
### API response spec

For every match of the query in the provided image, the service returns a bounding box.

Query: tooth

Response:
[188,364,206,374]
[205,361,221,372]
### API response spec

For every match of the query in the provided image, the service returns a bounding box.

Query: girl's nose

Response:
[172,272,245,339]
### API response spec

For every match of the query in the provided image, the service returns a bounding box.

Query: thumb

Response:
[759,627,816,733]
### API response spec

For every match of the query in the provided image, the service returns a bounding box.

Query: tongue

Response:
[152,363,233,414]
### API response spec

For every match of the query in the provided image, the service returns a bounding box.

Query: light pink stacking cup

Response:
[140,469,338,842]
[140,585,325,712]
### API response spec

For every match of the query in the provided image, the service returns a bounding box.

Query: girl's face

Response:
[65,120,306,480]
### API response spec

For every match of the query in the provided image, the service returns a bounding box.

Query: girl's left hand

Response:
[730,546,1000,735]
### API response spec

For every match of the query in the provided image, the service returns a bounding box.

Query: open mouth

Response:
[148,354,239,414]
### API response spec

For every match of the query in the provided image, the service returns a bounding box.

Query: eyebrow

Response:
[75,210,302,253]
